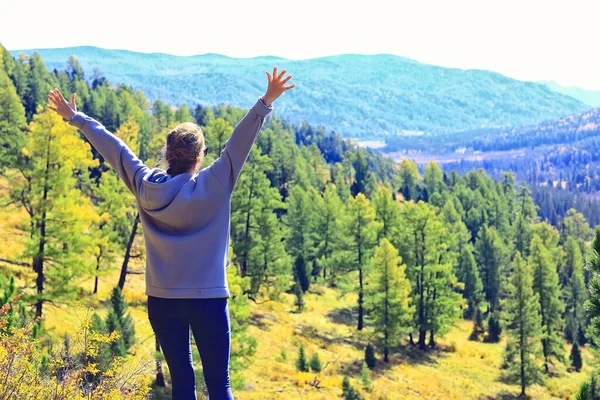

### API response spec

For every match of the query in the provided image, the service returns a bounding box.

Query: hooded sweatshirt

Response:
[69,97,273,298]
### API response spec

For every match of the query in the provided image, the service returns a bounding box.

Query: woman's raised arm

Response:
[209,67,295,192]
[48,88,149,195]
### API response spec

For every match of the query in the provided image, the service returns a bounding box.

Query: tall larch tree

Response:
[502,252,544,397]
[12,110,98,317]
[365,239,413,362]
[475,225,506,313]
[530,234,565,373]
[346,193,382,330]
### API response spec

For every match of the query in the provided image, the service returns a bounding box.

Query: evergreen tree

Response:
[365,239,413,362]
[457,246,484,319]
[475,225,506,313]
[0,50,26,171]
[346,193,382,331]
[293,281,305,312]
[342,377,365,400]
[486,313,502,343]
[108,286,136,351]
[296,344,308,372]
[585,227,600,338]
[469,307,485,341]
[372,185,401,242]
[396,158,420,201]
[364,344,376,369]
[570,341,583,372]
[514,186,538,257]
[530,235,565,372]
[502,252,544,396]
[283,184,315,261]
[294,254,310,293]
[105,310,126,357]
[351,151,368,196]
[309,352,322,372]
[397,201,462,350]
[563,236,588,344]
[423,161,445,200]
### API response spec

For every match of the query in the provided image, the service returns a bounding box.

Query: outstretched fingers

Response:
[284,84,296,91]
[266,71,273,83]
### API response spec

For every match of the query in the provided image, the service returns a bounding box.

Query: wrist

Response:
[262,95,273,107]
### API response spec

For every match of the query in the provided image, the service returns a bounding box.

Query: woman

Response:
[47,67,295,400]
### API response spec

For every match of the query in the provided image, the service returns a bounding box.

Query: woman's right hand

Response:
[47,88,77,121]
[263,67,295,106]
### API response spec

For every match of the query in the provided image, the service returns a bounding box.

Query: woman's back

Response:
[68,98,274,298]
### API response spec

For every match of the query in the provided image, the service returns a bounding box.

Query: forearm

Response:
[69,112,147,193]
[210,98,273,190]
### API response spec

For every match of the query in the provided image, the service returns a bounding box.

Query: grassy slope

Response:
[0,175,595,399]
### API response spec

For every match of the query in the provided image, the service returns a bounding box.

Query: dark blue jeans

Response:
[147,296,234,400]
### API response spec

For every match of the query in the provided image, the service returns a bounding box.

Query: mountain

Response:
[542,81,600,107]
[456,107,600,152]
[11,46,590,138]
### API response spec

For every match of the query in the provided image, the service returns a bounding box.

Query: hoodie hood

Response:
[139,168,194,212]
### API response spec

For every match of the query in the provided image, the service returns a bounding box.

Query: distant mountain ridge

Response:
[11,46,590,138]
[542,81,600,107]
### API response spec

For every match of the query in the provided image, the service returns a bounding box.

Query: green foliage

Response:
[0,48,26,171]
[486,313,502,343]
[364,344,376,369]
[294,254,310,293]
[293,281,305,313]
[469,307,485,341]
[296,344,308,372]
[108,286,135,351]
[502,253,544,395]
[475,225,507,313]
[342,376,365,400]
[530,234,566,371]
[309,352,322,372]
[570,341,583,372]
[365,239,413,361]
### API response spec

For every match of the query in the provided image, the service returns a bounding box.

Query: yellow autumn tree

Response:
[11,109,98,318]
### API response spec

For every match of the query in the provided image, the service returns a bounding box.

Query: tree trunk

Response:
[429,330,435,349]
[93,249,102,294]
[119,213,140,290]
[155,336,165,387]
[409,333,415,346]
[418,330,427,350]
[357,266,364,331]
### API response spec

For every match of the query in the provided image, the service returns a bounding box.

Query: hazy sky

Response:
[2,0,599,90]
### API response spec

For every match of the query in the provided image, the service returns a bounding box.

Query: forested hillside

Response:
[10,46,589,138]
[1,44,599,399]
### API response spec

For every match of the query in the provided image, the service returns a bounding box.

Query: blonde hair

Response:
[160,122,205,176]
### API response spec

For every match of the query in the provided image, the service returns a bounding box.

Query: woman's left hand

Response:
[263,67,295,106]
[47,88,77,121]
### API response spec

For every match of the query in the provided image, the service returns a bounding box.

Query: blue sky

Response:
[2,0,599,90]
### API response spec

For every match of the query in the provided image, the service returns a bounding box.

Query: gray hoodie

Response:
[69,97,273,298]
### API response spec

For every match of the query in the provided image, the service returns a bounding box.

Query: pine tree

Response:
[0,50,26,171]
[372,185,401,242]
[296,344,308,372]
[105,310,126,357]
[293,281,305,312]
[365,239,413,362]
[309,352,322,372]
[423,161,445,200]
[469,307,485,341]
[108,286,135,351]
[457,246,484,319]
[585,226,600,339]
[475,225,506,313]
[530,235,565,372]
[284,185,316,261]
[312,184,348,284]
[570,341,583,372]
[293,254,310,293]
[396,158,420,201]
[397,201,461,350]
[502,252,544,396]
[346,193,382,331]
[342,376,365,400]
[486,313,502,343]
[563,236,588,344]
[514,186,538,257]
[361,362,372,389]
[364,344,376,369]
[12,110,98,317]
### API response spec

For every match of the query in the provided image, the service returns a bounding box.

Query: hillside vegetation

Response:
[11,46,589,138]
